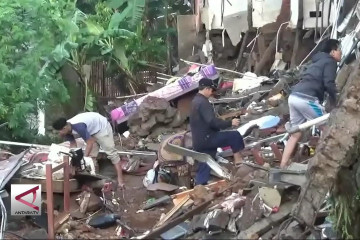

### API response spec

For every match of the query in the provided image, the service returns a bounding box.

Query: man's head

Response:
[52,118,71,137]
[198,78,217,98]
[322,39,342,62]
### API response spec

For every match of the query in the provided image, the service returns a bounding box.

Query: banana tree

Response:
[43,0,147,109]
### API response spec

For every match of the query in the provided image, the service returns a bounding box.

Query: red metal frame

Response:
[270,143,283,161]
[251,148,265,165]
[46,156,70,239]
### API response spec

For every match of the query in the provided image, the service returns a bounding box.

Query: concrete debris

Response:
[238,202,294,239]
[128,96,186,137]
[278,220,303,239]
[204,209,230,231]
[192,214,208,232]
[23,228,48,240]
[77,191,102,213]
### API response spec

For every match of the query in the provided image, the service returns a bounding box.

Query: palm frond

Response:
[106,0,127,9]
[128,0,145,27]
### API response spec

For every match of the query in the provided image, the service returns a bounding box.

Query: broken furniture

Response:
[158,132,194,188]
[164,139,232,180]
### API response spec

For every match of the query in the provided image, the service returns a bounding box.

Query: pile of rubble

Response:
[0,61,333,240]
[128,96,186,138]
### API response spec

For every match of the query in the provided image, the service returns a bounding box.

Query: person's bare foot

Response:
[118,179,125,189]
[233,152,243,167]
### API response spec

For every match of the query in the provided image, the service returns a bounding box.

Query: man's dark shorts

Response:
[195,131,244,185]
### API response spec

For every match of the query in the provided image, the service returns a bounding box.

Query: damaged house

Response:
[1,0,360,239]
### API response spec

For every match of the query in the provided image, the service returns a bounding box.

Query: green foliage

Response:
[107,0,145,28]
[329,194,354,239]
[127,25,167,73]
[0,0,181,140]
[0,0,72,138]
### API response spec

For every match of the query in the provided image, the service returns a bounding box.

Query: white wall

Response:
[290,0,332,29]
[205,0,248,29]
[252,0,283,28]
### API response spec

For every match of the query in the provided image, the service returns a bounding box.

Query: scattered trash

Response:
[220,193,246,214]
[88,214,121,229]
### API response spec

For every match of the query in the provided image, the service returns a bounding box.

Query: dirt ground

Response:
[4,158,171,239]
[66,160,172,238]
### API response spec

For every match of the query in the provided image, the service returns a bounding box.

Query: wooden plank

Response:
[54,213,71,230]
[170,180,227,200]
[155,195,190,228]
[141,181,237,239]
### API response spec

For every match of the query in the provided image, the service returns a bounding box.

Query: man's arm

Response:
[198,100,231,130]
[65,134,77,148]
[84,137,96,157]
[71,123,95,157]
[323,60,338,108]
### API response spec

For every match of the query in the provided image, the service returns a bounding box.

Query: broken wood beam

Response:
[141,199,211,239]
[254,37,276,75]
[140,181,235,239]
[235,31,250,71]
[154,195,190,228]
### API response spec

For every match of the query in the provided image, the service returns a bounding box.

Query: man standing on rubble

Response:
[280,39,342,169]
[52,112,125,188]
[190,78,244,185]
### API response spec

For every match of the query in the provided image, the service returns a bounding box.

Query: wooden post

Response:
[63,156,70,213]
[46,163,55,239]
[235,31,250,71]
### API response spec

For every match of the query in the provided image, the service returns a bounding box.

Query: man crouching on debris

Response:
[52,112,125,188]
[190,78,245,185]
[280,39,342,169]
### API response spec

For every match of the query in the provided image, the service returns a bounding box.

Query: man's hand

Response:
[84,137,96,157]
[231,118,240,127]
[69,141,77,149]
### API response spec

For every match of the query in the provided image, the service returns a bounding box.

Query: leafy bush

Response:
[0,0,73,138]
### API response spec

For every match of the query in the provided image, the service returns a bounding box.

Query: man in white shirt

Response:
[52,112,125,188]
